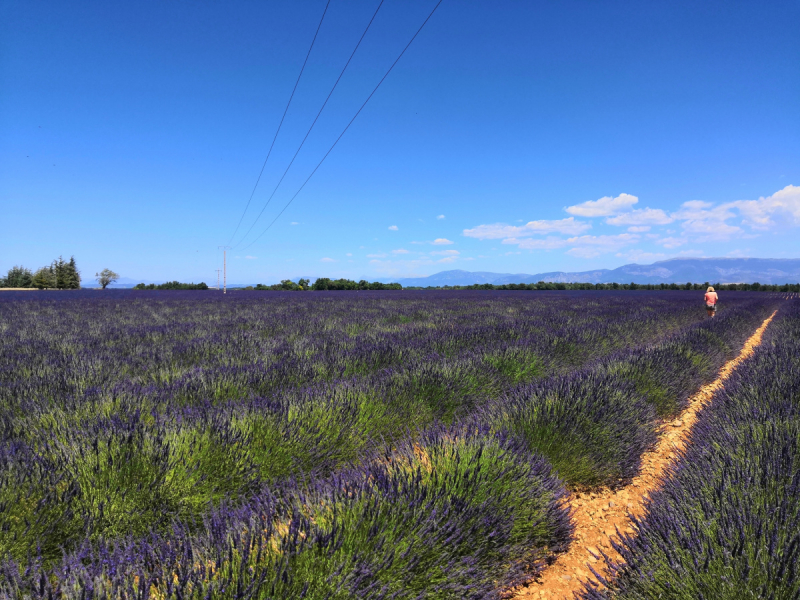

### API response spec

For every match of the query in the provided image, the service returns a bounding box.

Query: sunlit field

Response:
[0,290,790,598]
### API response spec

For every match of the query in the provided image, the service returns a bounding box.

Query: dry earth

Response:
[514,310,778,600]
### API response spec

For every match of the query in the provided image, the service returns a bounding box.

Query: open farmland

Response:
[0,290,791,598]
[580,298,800,600]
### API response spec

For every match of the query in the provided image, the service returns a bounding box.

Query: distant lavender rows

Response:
[0,291,781,598]
[581,298,800,599]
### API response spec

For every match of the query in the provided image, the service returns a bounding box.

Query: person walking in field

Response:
[704,286,718,318]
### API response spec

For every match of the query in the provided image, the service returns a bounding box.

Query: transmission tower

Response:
[218,247,231,294]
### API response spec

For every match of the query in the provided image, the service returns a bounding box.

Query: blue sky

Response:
[2,0,798,284]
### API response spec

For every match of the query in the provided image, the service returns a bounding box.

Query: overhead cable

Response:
[233,0,385,249]
[238,0,444,251]
[226,0,331,246]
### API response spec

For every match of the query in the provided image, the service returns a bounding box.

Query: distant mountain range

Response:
[102,258,800,289]
[394,258,800,286]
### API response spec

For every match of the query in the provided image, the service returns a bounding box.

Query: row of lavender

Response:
[0,291,780,597]
[0,290,720,535]
[1,291,710,414]
[489,295,778,488]
[582,298,799,599]
[0,425,573,599]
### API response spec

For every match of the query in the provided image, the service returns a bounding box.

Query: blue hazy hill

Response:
[394,258,800,286]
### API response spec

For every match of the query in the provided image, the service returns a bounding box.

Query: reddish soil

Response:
[514,311,777,600]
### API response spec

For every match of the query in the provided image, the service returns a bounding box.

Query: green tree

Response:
[31,266,55,289]
[96,268,120,289]
[64,256,81,289]
[5,265,33,288]
[50,256,80,289]
[297,278,309,290]
[52,256,67,289]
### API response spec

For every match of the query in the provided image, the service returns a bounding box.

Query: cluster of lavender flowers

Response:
[485,296,775,488]
[0,425,573,599]
[0,290,780,597]
[582,298,800,599]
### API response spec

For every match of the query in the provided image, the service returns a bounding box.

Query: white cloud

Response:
[436,214,445,219]
[687,221,743,237]
[510,237,569,250]
[505,233,638,256]
[606,208,673,226]
[726,185,800,229]
[366,253,387,258]
[657,237,687,249]
[388,225,399,231]
[437,256,458,263]
[346,253,352,257]
[566,247,601,258]
[290,222,299,225]
[627,226,651,232]
[463,217,590,240]
[563,233,640,258]
[675,205,740,237]
[392,248,410,254]
[565,193,638,217]
[245,255,257,260]
[616,250,667,263]
[432,238,454,245]
[671,200,741,239]
[672,200,719,218]
[320,257,336,263]
[431,249,459,256]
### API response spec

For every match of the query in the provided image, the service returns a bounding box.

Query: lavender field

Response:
[583,298,800,600]
[0,290,786,598]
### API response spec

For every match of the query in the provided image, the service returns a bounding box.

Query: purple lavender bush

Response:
[581,299,800,599]
[0,425,572,599]
[0,290,782,596]
[487,298,776,488]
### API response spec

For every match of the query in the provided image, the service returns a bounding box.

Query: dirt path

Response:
[514,311,778,600]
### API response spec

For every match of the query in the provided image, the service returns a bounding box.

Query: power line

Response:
[238,0,445,252]
[218,246,231,294]
[233,0,386,249]
[226,0,331,246]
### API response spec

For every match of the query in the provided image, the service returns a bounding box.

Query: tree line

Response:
[405,281,800,292]
[0,257,81,289]
[134,281,209,290]
[248,278,402,291]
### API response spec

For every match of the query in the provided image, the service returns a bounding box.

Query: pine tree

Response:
[65,256,81,289]
[53,256,66,289]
